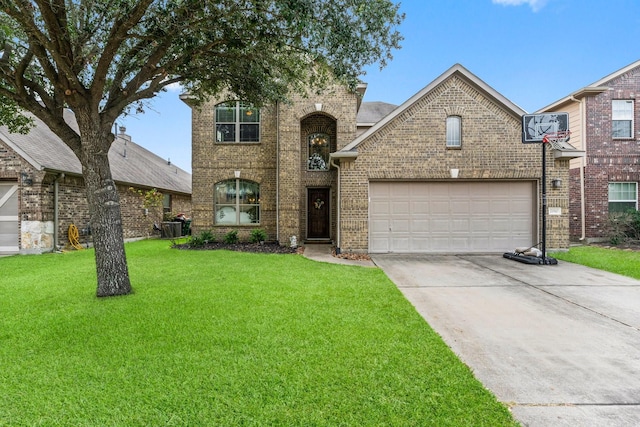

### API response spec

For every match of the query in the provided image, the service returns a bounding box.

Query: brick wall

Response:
[337,73,571,252]
[190,84,358,244]
[1,139,191,252]
[572,67,640,240]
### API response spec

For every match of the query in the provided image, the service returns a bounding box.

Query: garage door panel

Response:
[369,181,535,253]
[392,202,410,215]
[0,183,18,254]
[391,218,409,232]
[370,218,390,233]
[370,199,390,215]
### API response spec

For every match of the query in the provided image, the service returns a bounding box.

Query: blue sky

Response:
[120,0,640,173]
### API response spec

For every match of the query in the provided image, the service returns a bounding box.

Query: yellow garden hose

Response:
[68,224,84,250]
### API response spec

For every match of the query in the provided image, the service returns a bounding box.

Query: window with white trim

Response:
[446,116,461,147]
[612,100,634,139]
[214,179,260,224]
[608,182,637,213]
[215,101,260,143]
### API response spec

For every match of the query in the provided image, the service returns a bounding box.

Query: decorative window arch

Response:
[215,101,260,143]
[214,179,260,224]
[446,116,462,148]
[307,133,330,171]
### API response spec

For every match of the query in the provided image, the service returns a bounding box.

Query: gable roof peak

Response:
[339,63,526,153]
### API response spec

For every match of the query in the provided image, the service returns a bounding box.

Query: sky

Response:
[119,0,640,174]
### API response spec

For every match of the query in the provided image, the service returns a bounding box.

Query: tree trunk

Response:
[77,124,132,297]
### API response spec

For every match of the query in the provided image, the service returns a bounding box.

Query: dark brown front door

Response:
[307,188,330,239]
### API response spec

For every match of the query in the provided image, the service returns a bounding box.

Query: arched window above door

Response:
[307,133,330,171]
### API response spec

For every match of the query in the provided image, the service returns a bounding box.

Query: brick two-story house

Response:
[538,59,640,241]
[186,64,579,253]
[0,110,191,255]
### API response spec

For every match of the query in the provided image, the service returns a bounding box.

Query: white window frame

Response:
[214,179,260,225]
[612,100,634,139]
[446,116,461,148]
[608,182,637,213]
[215,101,260,143]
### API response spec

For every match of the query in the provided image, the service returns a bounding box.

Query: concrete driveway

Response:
[371,254,640,427]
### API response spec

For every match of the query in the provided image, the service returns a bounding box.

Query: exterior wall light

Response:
[551,178,562,189]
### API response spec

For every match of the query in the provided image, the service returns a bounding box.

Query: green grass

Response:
[0,240,517,426]
[551,245,640,279]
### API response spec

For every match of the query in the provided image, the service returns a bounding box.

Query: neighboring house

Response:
[185,64,580,253]
[0,110,192,255]
[537,59,640,242]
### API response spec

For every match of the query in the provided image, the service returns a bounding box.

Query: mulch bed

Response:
[172,241,373,260]
[172,241,302,254]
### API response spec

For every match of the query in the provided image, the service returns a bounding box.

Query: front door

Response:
[0,183,19,254]
[307,188,330,240]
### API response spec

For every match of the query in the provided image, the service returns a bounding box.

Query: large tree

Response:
[0,0,403,297]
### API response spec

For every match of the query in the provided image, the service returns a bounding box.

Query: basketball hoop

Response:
[542,130,571,150]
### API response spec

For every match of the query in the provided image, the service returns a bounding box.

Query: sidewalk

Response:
[302,244,376,267]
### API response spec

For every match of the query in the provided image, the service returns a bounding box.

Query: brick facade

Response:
[0,139,191,254]
[547,62,640,241]
[336,73,570,252]
[188,66,572,252]
[189,85,358,244]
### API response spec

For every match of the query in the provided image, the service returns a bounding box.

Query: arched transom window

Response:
[214,179,260,224]
[307,133,330,171]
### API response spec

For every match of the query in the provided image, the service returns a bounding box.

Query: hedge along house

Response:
[186,64,581,253]
[0,109,191,255]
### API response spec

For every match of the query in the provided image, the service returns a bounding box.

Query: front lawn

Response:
[0,240,517,426]
[551,245,640,280]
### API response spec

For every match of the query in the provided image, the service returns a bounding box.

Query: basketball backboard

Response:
[522,113,569,143]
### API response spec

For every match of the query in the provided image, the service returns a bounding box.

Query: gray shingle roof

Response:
[357,101,398,125]
[0,110,191,195]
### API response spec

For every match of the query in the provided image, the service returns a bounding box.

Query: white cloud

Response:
[492,0,548,12]
[164,81,183,92]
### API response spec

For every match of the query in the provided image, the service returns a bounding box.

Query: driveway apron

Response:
[372,254,640,427]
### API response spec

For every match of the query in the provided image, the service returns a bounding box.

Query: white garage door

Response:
[369,181,535,253]
[0,183,19,254]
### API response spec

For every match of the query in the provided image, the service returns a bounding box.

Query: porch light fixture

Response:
[551,178,562,189]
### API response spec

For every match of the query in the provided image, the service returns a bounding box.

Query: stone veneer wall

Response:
[337,74,571,252]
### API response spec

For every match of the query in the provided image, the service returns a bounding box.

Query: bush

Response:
[189,230,215,247]
[223,230,239,244]
[249,228,267,244]
[606,210,640,245]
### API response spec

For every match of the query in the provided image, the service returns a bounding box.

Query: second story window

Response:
[446,116,461,148]
[612,100,634,139]
[215,101,260,143]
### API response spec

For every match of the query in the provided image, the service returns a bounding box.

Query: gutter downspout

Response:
[330,157,341,254]
[329,151,357,253]
[53,173,65,250]
[570,95,587,241]
[276,101,280,244]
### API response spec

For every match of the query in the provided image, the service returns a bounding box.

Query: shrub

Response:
[249,228,267,244]
[189,230,215,247]
[606,210,640,245]
[223,230,239,244]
